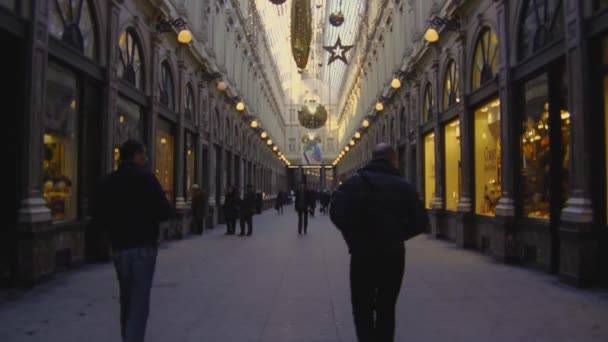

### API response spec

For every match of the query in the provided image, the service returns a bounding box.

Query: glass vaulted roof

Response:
[256,0,366,112]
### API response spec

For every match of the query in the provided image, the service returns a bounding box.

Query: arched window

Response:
[159,61,175,110]
[49,0,97,59]
[443,60,460,110]
[423,83,434,123]
[518,0,564,60]
[118,28,144,90]
[400,108,407,135]
[472,28,499,90]
[185,83,195,122]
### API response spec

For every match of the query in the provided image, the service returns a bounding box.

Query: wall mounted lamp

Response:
[424,16,461,43]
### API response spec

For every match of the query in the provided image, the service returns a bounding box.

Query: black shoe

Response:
[246,233,252,236]
[224,232,231,235]
[238,233,245,236]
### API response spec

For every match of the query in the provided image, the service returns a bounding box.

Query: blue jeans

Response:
[113,246,157,342]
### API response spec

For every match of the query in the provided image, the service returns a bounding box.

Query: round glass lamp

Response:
[236,102,245,112]
[424,28,439,43]
[267,139,273,145]
[354,132,361,139]
[261,131,268,139]
[375,102,384,112]
[250,120,258,128]
[217,81,227,92]
[178,29,192,44]
[391,78,401,89]
[362,119,370,128]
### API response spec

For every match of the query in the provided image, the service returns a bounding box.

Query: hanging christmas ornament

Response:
[323,36,354,65]
[329,0,345,27]
[329,11,345,27]
[269,0,287,5]
[298,104,328,129]
[291,0,312,70]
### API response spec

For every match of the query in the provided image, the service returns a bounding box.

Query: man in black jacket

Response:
[94,140,172,342]
[330,143,428,342]
[239,184,256,236]
[294,183,309,234]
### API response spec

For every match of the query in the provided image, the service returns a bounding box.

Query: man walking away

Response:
[239,185,256,236]
[295,184,309,234]
[308,189,317,217]
[223,186,239,235]
[94,140,172,342]
[330,143,428,342]
[191,184,207,234]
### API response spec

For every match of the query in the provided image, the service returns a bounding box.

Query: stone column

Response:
[559,0,596,287]
[493,0,518,262]
[147,35,162,172]
[17,0,52,284]
[430,59,446,238]
[456,32,475,248]
[175,59,187,211]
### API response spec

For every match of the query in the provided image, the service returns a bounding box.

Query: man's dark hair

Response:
[120,139,145,162]
[371,143,397,161]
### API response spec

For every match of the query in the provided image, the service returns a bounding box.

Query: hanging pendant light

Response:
[269,0,287,4]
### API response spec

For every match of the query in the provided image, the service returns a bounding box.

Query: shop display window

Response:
[156,120,175,201]
[521,75,551,218]
[185,133,196,200]
[444,120,461,211]
[424,133,436,209]
[520,72,570,219]
[474,99,501,216]
[43,64,79,221]
[114,96,142,169]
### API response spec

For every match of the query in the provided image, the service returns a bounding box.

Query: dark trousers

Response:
[193,217,204,234]
[297,210,308,233]
[113,246,157,342]
[350,252,405,342]
[240,215,253,235]
[226,218,237,234]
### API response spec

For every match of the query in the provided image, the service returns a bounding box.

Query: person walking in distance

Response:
[94,140,172,342]
[191,184,208,234]
[295,184,309,234]
[330,143,428,342]
[223,186,239,235]
[239,184,256,236]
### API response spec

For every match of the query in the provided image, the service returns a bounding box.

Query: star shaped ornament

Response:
[323,36,354,65]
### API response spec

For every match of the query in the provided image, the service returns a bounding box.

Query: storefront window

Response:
[472,28,499,91]
[185,133,196,201]
[444,120,461,211]
[520,72,570,219]
[49,0,96,60]
[43,63,79,221]
[156,120,175,201]
[424,133,435,209]
[521,75,550,218]
[423,84,434,123]
[443,60,460,110]
[518,0,564,61]
[474,99,501,216]
[118,28,144,90]
[114,96,143,169]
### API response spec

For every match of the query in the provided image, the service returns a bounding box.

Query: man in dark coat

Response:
[191,184,208,234]
[330,143,428,342]
[223,186,239,235]
[239,185,256,236]
[94,140,172,342]
[294,184,309,234]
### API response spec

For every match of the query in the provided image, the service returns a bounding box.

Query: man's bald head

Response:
[372,143,397,165]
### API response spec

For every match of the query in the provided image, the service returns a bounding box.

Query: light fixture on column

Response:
[349,140,355,146]
[391,78,401,89]
[424,16,461,43]
[217,81,227,92]
[261,131,268,139]
[236,101,245,112]
[267,139,273,145]
[354,132,361,139]
[273,146,278,152]
[375,102,384,112]
[362,119,370,128]
[251,120,258,128]
[156,17,192,44]
[345,146,350,152]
